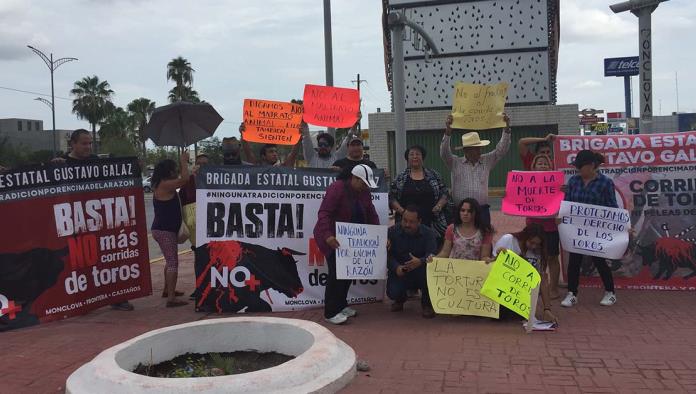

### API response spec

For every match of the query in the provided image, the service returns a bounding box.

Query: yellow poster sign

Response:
[480,250,540,319]
[451,82,508,130]
[426,258,499,318]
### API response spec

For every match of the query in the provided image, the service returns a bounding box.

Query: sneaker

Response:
[340,307,357,318]
[325,313,348,325]
[600,291,617,306]
[390,302,404,312]
[560,292,577,308]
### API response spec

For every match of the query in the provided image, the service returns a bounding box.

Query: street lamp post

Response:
[388,12,440,174]
[27,45,77,157]
[609,0,669,134]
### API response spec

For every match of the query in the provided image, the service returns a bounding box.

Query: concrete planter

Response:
[66,317,356,394]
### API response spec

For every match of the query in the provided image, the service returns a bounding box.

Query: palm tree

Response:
[168,86,200,103]
[71,75,115,151]
[166,56,194,102]
[127,97,156,158]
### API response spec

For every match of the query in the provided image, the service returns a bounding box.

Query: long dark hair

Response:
[151,159,177,189]
[454,198,494,236]
[512,223,547,270]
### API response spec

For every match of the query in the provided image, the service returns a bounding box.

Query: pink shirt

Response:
[444,224,493,261]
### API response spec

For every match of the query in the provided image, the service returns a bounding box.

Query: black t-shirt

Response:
[400,177,436,226]
[332,157,377,171]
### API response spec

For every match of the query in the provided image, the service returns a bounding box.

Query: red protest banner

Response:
[302,84,360,128]
[0,158,152,331]
[502,171,565,217]
[242,99,303,145]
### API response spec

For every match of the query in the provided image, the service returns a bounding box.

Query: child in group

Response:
[493,223,558,323]
[429,198,494,261]
[527,154,561,298]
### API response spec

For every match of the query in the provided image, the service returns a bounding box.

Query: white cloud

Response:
[561,1,635,43]
[573,80,602,89]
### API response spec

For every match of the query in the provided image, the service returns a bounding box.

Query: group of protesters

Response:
[318,113,619,325]
[26,106,620,326]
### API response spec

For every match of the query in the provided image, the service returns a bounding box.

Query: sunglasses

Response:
[318,142,331,148]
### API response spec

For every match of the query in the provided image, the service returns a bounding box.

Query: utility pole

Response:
[610,0,669,134]
[388,12,440,174]
[27,45,78,157]
[351,73,367,132]
[323,0,335,137]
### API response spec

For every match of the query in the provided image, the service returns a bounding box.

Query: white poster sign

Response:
[558,201,630,259]
[335,222,388,280]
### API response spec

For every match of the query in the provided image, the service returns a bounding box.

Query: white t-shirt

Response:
[493,234,541,270]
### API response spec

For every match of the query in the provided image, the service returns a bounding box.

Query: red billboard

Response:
[0,158,152,331]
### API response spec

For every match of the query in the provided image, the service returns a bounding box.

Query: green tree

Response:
[70,75,115,150]
[168,86,200,103]
[99,106,139,157]
[166,56,195,102]
[127,97,156,158]
[198,136,223,164]
[146,146,178,167]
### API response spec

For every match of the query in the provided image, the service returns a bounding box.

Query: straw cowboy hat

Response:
[455,132,490,150]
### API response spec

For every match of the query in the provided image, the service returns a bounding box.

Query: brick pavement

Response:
[3,212,696,393]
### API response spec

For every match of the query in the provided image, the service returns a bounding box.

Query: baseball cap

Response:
[348,136,363,145]
[351,164,378,189]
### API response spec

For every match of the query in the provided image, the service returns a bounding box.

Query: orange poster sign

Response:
[302,84,360,128]
[242,99,303,145]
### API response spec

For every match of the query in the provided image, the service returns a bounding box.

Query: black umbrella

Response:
[145,101,223,147]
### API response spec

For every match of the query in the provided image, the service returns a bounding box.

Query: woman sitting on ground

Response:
[429,198,494,261]
[493,223,558,323]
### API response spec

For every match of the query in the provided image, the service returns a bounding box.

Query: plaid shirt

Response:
[564,173,618,208]
[440,131,510,205]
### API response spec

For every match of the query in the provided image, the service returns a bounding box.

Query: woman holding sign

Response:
[493,224,558,323]
[314,164,380,325]
[429,198,493,261]
[560,150,618,308]
[528,154,562,299]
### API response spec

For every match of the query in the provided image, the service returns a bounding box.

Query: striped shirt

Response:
[440,131,511,205]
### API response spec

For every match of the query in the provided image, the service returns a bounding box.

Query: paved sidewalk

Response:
[4,213,696,393]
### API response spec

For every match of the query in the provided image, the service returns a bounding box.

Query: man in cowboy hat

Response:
[440,113,511,227]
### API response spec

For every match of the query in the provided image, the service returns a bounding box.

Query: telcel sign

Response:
[604,56,639,77]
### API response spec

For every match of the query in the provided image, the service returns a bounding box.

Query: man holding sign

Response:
[441,113,511,227]
[387,206,438,318]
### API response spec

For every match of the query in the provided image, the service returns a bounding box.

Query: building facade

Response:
[371,0,574,187]
[0,118,72,153]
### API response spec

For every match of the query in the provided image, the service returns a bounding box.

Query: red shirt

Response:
[520,150,534,171]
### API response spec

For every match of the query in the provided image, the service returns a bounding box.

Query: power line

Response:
[0,85,72,100]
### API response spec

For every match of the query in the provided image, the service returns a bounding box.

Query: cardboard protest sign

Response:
[480,250,540,319]
[195,166,389,313]
[0,158,152,331]
[502,171,565,217]
[426,258,499,318]
[242,99,303,145]
[451,82,508,130]
[558,201,630,259]
[302,84,360,128]
[334,222,388,280]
